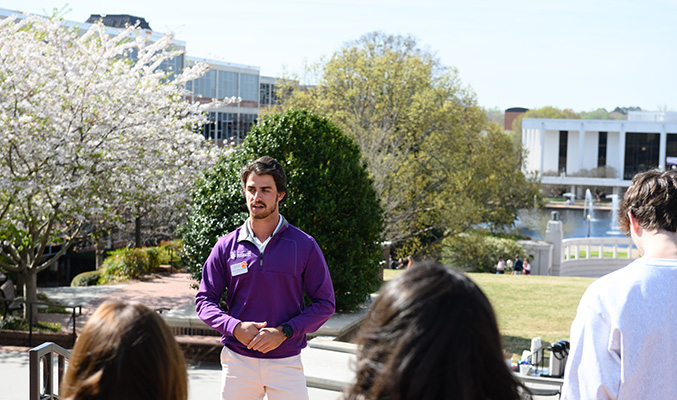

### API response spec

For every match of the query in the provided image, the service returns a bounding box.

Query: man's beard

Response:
[251,200,278,219]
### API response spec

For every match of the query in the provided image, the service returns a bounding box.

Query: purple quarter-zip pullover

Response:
[195,217,335,359]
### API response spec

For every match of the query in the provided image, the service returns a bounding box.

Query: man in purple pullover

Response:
[195,156,336,400]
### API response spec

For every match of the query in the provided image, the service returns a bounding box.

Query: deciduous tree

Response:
[0,14,220,321]
[278,32,539,257]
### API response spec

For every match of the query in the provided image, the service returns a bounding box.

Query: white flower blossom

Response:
[0,13,233,313]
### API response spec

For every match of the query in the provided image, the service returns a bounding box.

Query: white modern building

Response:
[522,111,677,197]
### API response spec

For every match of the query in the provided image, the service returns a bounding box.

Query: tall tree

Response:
[278,32,538,256]
[0,14,219,321]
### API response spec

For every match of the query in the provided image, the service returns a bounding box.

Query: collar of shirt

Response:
[246,215,285,253]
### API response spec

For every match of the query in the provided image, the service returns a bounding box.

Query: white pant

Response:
[220,346,309,400]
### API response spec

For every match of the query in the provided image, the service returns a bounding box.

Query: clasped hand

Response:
[233,321,286,353]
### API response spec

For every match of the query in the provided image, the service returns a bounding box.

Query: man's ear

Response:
[278,191,286,202]
[628,211,642,235]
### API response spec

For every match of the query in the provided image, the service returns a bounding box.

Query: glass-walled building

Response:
[185,58,263,147]
[185,59,281,147]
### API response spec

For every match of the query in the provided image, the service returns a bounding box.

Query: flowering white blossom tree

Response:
[0,13,226,321]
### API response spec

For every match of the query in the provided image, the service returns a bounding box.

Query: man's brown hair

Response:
[240,156,287,201]
[618,169,677,234]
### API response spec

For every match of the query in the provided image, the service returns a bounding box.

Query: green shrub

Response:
[100,247,149,283]
[181,109,384,311]
[0,315,29,330]
[70,270,103,287]
[0,316,60,332]
[158,240,184,269]
[144,248,160,272]
[442,231,525,272]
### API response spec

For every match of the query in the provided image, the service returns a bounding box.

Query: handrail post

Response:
[30,342,72,400]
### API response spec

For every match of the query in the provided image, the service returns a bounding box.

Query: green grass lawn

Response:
[381,268,594,358]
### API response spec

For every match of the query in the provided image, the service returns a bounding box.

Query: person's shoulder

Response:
[583,258,650,300]
[215,226,243,246]
[281,223,312,239]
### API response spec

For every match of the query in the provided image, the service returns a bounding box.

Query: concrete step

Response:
[301,344,356,392]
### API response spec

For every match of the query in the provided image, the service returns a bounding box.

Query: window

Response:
[667,134,677,170]
[240,74,259,101]
[260,83,271,105]
[218,113,237,141]
[201,112,217,140]
[558,131,568,175]
[239,114,258,139]
[624,132,659,179]
[191,69,216,98]
[218,71,238,98]
[598,132,607,168]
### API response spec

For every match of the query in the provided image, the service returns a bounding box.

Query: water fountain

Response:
[607,194,622,234]
[583,189,595,221]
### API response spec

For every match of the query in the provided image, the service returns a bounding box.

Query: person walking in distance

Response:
[195,156,335,400]
[562,169,677,399]
[496,256,506,274]
[512,255,523,275]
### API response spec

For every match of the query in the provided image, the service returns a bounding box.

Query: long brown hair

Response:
[61,301,188,400]
[345,261,525,400]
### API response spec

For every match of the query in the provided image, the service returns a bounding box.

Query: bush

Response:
[99,247,149,283]
[71,270,103,287]
[442,231,525,272]
[144,247,160,272]
[181,109,384,311]
[0,315,60,332]
[158,240,184,270]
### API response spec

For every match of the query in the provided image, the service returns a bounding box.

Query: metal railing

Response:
[29,342,71,400]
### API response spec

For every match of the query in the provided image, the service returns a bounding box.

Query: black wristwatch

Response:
[282,324,293,339]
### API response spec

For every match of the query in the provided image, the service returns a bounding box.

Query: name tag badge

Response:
[230,261,248,277]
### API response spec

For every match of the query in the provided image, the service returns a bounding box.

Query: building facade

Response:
[185,58,274,147]
[522,112,677,197]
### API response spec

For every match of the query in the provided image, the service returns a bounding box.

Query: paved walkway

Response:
[37,273,196,332]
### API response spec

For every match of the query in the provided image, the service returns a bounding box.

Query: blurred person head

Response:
[61,300,188,400]
[345,261,524,400]
[619,169,677,234]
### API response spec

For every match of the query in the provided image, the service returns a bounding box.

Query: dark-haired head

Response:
[61,301,188,400]
[241,156,287,202]
[345,261,524,400]
[619,169,677,234]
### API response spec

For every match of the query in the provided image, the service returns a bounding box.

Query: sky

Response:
[3,0,676,113]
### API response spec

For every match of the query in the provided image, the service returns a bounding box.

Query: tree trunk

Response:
[21,267,39,325]
[95,234,105,270]
[135,216,142,248]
